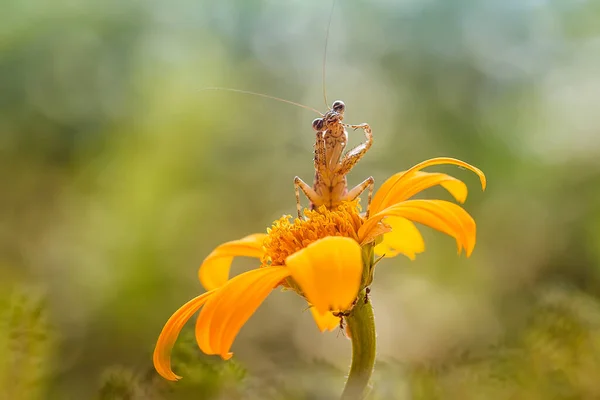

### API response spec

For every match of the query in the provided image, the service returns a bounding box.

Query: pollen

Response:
[262,201,364,266]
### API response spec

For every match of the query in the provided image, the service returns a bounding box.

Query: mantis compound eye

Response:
[332,100,345,114]
[312,118,325,131]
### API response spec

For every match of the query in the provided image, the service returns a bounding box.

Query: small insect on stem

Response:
[294,100,374,219]
[333,310,351,338]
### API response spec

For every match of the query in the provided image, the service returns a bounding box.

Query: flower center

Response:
[262,201,364,266]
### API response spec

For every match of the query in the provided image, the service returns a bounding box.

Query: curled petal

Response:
[360,200,477,256]
[285,236,362,315]
[199,234,267,290]
[370,158,486,215]
[359,219,392,247]
[310,306,340,332]
[372,171,467,213]
[374,216,425,260]
[153,291,215,381]
[195,266,290,359]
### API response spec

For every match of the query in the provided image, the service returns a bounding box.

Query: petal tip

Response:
[317,321,337,333]
[169,373,182,382]
[480,177,487,191]
[466,246,475,258]
[154,368,180,381]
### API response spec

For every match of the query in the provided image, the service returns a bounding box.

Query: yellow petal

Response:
[195,266,290,359]
[370,158,486,215]
[374,216,425,260]
[198,233,267,291]
[153,291,215,381]
[310,306,340,332]
[360,200,477,256]
[285,236,362,315]
[372,171,467,212]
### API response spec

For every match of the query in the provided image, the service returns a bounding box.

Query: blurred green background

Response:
[3,0,600,399]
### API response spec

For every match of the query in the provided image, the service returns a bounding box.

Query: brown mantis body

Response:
[294,100,374,219]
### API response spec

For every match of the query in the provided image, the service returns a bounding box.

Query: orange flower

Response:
[153,157,486,381]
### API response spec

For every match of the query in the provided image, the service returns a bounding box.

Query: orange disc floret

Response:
[262,201,364,266]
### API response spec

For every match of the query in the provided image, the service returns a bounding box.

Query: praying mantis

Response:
[198,92,376,220]
[294,101,374,219]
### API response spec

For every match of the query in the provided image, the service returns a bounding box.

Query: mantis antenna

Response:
[322,0,337,110]
[202,1,339,116]
[200,87,323,116]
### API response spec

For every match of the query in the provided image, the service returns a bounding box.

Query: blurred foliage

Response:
[0,286,53,399]
[2,0,600,398]
[400,286,600,400]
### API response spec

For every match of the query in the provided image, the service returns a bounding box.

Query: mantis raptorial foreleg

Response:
[294,176,320,219]
[337,123,373,176]
[344,176,375,218]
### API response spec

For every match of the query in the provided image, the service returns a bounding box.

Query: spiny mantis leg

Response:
[294,176,320,219]
[344,176,375,218]
[337,123,373,176]
[314,131,327,174]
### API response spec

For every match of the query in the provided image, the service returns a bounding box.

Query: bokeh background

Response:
[3,0,600,399]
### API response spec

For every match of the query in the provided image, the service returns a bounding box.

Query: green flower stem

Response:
[341,289,376,400]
